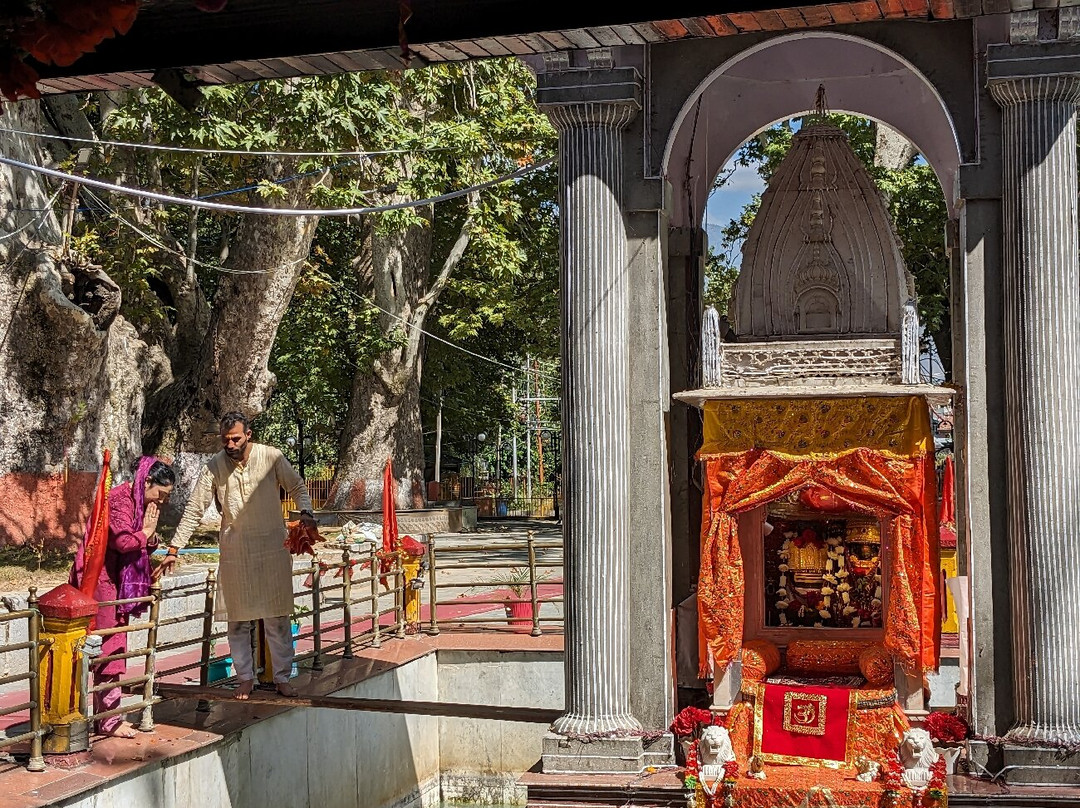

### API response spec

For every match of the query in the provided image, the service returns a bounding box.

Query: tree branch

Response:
[401,188,478,373]
[418,188,479,313]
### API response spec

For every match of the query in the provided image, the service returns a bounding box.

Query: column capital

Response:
[989,75,1080,106]
[987,42,1080,105]
[537,67,642,130]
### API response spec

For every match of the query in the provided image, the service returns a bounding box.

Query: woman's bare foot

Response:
[275,682,298,698]
[234,679,256,700]
[102,722,139,739]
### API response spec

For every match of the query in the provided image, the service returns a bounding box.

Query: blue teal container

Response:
[208,656,233,683]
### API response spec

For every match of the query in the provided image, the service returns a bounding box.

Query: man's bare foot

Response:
[102,722,139,739]
[275,682,298,698]
[234,680,256,700]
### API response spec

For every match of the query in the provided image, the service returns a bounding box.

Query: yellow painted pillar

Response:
[941,549,959,633]
[37,584,99,754]
[403,556,422,625]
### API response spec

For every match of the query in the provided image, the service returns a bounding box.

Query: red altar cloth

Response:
[753,682,855,767]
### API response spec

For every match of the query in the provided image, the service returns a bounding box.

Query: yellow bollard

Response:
[36,584,99,754]
[402,556,422,626]
[256,620,274,685]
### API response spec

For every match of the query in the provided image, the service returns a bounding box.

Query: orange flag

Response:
[75,449,112,601]
[381,457,399,577]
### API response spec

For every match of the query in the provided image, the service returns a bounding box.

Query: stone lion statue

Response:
[699,725,736,766]
[899,727,940,791]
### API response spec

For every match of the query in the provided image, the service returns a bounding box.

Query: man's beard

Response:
[225,445,244,459]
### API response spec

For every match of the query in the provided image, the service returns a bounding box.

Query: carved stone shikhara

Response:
[699,119,926,395]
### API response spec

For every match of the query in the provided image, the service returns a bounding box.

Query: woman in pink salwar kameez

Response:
[72,456,175,737]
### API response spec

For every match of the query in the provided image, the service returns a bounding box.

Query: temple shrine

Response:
[8,1,1080,804]
[668,101,953,805]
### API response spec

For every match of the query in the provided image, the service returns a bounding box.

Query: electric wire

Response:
[83,188,309,276]
[0,125,456,158]
[0,189,62,241]
[78,190,557,378]
[0,152,554,217]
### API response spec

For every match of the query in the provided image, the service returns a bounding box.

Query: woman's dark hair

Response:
[146,461,176,487]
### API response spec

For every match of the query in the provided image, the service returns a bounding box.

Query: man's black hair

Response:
[146,461,177,487]
[220,411,251,432]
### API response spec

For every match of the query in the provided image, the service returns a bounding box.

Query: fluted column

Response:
[990,74,1080,746]
[541,85,641,739]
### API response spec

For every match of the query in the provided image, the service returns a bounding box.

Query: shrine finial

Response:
[814,85,829,118]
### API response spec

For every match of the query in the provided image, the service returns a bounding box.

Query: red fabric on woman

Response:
[92,477,156,734]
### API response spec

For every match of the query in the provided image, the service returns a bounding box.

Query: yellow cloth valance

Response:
[700,396,933,458]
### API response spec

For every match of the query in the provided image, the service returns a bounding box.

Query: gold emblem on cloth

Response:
[783,691,828,736]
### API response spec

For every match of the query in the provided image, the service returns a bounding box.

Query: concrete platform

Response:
[298,507,478,534]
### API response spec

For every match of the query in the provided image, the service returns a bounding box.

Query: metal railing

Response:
[426,532,563,635]
[36,530,561,761]
[0,587,46,771]
[151,544,405,697]
[82,583,161,733]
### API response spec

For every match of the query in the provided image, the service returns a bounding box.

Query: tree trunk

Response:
[874,122,917,171]
[145,158,325,457]
[331,213,430,510]
[331,188,479,510]
[0,102,164,551]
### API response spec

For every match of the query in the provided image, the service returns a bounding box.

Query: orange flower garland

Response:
[1,0,139,102]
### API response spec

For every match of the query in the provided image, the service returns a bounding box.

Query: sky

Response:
[703,159,765,260]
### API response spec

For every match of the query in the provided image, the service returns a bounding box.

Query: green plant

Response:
[506,566,550,598]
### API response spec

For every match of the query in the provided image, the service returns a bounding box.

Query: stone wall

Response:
[48,647,564,808]
[438,650,565,803]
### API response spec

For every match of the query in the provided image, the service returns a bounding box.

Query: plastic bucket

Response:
[505,598,534,632]
[208,657,233,683]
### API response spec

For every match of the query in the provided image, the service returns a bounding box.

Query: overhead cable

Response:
[79,190,555,376]
[0,125,455,158]
[0,153,554,217]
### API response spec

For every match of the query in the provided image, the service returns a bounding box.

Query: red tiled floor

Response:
[22,771,105,804]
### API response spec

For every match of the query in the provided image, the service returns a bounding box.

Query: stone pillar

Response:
[537,67,644,773]
[989,70,1080,752]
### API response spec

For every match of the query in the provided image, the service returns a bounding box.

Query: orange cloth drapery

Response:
[697,396,941,678]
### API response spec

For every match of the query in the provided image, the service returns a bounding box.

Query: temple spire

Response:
[813,84,829,119]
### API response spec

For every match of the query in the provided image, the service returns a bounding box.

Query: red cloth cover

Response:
[754,682,855,767]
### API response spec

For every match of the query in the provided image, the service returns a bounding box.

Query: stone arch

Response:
[796,287,841,334]
[660,31,962,229]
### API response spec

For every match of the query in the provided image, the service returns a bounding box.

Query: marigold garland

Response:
[1,0,139,102]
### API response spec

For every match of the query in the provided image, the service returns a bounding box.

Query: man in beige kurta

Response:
[161,412,315,698]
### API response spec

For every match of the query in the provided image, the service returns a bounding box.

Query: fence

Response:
[0,588,46,772]
[426,532,563,635]
[83,586,161,733]
[149,544,405,692]
[282,468,335,519]
[6,534,561,769]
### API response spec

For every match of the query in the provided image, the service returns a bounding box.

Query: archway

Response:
[661,31,962,228]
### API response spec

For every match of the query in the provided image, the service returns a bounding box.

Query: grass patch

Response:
[0,545,73,592]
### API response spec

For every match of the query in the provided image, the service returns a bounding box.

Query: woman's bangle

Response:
[166,546,179,557]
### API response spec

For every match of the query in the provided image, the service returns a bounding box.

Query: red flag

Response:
[76,449,112,601]
[381,457,399,576]
[940,454,955,526]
